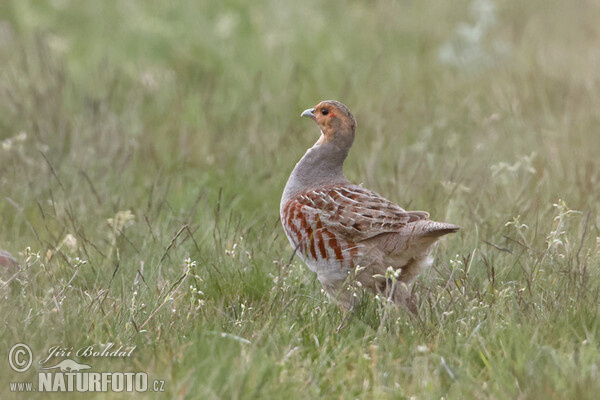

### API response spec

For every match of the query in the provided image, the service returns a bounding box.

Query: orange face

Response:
[301,101,356,145]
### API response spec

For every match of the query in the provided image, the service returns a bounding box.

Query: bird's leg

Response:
[319,281,357,333]
[336,309,354,333]
[320,278,357,312]
[389,280,418,316]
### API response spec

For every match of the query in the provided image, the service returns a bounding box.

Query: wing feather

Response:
[294,186,429,242]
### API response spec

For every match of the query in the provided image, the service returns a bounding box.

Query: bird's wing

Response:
[294,185,429,242]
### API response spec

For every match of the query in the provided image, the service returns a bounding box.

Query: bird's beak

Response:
[301,108,316,119]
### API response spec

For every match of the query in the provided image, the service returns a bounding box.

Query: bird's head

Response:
[301,100,356,147]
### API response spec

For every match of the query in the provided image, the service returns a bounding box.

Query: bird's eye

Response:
[321,108,329,116]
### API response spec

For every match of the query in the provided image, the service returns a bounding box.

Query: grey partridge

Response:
[280,100,459,313]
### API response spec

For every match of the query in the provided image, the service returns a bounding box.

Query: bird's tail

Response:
[421,222,460,238]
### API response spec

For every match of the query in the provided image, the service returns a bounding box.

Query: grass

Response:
[1,0,599,398]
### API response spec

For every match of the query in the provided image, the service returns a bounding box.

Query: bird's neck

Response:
[281,141,350,205]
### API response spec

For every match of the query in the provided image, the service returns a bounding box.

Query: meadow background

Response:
[1,0,599,398]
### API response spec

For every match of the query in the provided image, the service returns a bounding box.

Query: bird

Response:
[280,100,459,313]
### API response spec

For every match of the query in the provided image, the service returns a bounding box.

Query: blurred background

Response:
[1,0,599,398]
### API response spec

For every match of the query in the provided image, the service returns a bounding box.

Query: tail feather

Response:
[422,222,460,238]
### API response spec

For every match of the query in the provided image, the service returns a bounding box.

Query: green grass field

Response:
[1,0,599,398]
